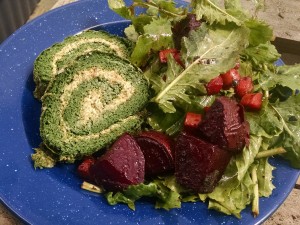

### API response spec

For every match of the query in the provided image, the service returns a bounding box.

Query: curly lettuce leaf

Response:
[235,136,263,180]
[257,66,300,104]
[190,0,242,25]
[256,158,275,197]
[193,0,272,45]
[245,94,300,168]
[260,64,300,92]
[246,102,283,138]
[108,0,187,39]
[106,177,182,210]
[244,19,273,46]
[270,95,300,168]
[241,42,281,69]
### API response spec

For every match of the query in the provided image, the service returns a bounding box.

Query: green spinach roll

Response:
[33,30,133,99]
[32,52,149,168]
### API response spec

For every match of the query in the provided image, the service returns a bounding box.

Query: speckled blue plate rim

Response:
[0,1,299,225]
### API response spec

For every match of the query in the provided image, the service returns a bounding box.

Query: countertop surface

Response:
[0,0,299,224]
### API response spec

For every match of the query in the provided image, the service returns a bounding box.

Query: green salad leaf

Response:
[246,103,283,138]
[106,177,182,210]
[261,64,300,92]
[270,95,300,168]
[244,19,273,47]
[242,42,281,69]
[101,0,300,217]
[256,158,275,197]
[146,103,185,136]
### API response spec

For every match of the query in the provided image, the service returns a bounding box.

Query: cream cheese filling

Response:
[69,115,139,141]
[52,38,123,74]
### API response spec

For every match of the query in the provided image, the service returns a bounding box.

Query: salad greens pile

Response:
[103,0,300,217]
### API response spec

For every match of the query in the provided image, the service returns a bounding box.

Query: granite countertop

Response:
[0,0,299,224]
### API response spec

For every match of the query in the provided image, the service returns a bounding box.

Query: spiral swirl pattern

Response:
[39,52,149,163]
[33,30,133,99]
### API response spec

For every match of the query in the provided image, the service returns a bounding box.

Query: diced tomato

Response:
[77,156,96,182]
[205,75,223,95]
[220,68,241,89]
[235,76,254,98]
[183,112,203,134]
[159,48,184,67]
[240,93,263,111]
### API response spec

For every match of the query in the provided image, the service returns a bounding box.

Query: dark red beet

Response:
[175,132,232,193]
[90,133,145,191]
[198,96,249,153]
[135,131,174,177]
[77,156,96,182]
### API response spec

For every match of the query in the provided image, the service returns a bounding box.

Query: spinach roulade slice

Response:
[32,52,149,168]
[33,30,133,99]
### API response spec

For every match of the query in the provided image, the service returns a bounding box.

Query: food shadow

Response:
[21,71,42,149]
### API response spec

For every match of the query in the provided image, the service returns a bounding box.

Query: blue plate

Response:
[0,0,299,224]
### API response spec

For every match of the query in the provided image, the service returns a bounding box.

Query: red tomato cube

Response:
[240,93,263,111]
[235,76,254,98]
[220,68,241,89]
[206,75,223,95]
[159,48,184,67]
[183,112,203,135]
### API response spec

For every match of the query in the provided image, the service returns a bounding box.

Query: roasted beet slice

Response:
[90,133,145,191]
[198,96,249,153]
[135,131,174,177]
[175,132,232,193]
[77,156,96,182]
